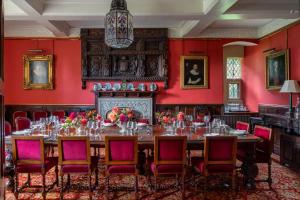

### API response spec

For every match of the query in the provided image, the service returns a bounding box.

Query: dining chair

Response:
[237,125,273,186]
[148,136,187,200]
[5,121,12,136]
[32,111,48,121]
[12,111,27,128]
[58,136,98,200]
[51,110,65,120]
[236,121,250,132]
[15,117,31,131]
[11,136,58,200]
[104,136,138,200]
[192,136,237,198]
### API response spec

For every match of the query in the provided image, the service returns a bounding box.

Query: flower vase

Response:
[118,122,127,133]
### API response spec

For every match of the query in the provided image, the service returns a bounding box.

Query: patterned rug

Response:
[4,158,300,200]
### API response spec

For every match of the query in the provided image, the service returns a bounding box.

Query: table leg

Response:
[138,148,146,175]
[239,142,258,189]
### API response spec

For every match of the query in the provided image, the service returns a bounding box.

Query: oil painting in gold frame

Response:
[23,55,54,90]
[180,56,208,89]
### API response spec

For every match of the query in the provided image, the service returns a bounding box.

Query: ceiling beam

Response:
[9,0,69,36]
[182,0,239,37]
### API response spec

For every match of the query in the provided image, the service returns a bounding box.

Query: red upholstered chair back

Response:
[58,136,91,165]
[51,110,65,120]
[15,117,31,131]
[33,111,48,121]
[105,136,138,165]
[5,121,12,136]
[254,125,273,154]
[236,121,250,132]
[154,136,187,165]
[11,136,44,165]
[12,111,27,128]
[204,136,237,167]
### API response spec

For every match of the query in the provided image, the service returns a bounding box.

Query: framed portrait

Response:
[23,55,54,90]
[180,56,208,89]
[266,50,289,90]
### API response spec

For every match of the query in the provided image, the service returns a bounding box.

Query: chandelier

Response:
[105,0,134,48]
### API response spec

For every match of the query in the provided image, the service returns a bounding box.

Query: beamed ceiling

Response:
[3,0,300,38]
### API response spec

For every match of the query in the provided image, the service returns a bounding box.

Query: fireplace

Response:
[95,91,156,124]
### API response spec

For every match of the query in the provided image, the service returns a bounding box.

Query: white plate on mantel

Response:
[103,122,114,127]
[137,122,148,127]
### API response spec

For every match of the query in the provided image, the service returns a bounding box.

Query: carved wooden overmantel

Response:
[81,28,168,89]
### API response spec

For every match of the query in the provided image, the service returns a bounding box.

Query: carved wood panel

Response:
[81,28,168,89]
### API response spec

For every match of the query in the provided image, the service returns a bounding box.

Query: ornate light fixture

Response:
[105,0,134,48]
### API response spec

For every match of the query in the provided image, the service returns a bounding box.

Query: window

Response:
[225,57,242,103]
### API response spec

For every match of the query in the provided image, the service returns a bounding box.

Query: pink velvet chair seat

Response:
[16,157,58,173]
[150,162,183,174]
[107,165,136,174]
[191,157,234,173]
[61,156,98,173]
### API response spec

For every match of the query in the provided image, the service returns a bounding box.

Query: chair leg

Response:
[60,174,64,200]
[204,176,207,199]
[55,165,59,186]
[67,174,71,192]
[95,167,99,187]
[42,173,46,200]
[268,161,272,187]
[105,176,109,200]
[181,173,185,200]
[154,176,158,199]
[14,173,19,199]
[88,174,92,200]
[232,171,236,196]
[27,173,31,187]
[135,175,138,200]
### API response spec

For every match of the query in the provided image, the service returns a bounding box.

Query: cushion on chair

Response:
[158,140,183,161]
[16,139,41,160]
[191,157,234,173]
[254,127,271,153]
[33,111,47,121]
[107,165,136,174]
[150,162,183,174]
[236,122,249,131]
[62,140,88,161]
[208,140,234,161]
[15,117,31,131]
[5,121,12,136]
[61,156,98,173]
[109,140,135,161]
[16,157,58,173]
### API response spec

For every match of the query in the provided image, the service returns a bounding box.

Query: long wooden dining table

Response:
[5,125,261,189]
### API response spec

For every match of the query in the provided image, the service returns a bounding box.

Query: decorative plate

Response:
[112,83,121,91]
[127,83,134,91]
[138,83,146,91]
[103,83,112,91]
[149,83,157,91]
[97,83,102,90]
[121,83,127,91]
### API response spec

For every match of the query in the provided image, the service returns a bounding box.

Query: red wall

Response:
[4,38,232,105]
[244,23,300,111]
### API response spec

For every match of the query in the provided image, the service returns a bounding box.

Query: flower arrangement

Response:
[107,107,134,123]
[155,111,175,125]
[62,110,102,129]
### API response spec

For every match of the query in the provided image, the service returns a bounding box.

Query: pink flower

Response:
[96,114,102,121]
[171,117,177,122]
[177,112,185,121]
[162,116,170,124]
[119,113,128,123]
[112,107,120,115]
[81,118,87,126]
[108,112,117,122]
[69,112,77,120]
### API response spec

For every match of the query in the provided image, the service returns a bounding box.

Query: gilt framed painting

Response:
[266,50,289,90]
[180,56,208,89]
[23,55,54,90]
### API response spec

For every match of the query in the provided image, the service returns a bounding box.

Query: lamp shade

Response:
[280,80,300,93]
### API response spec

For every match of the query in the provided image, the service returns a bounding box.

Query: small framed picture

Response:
[23,55,54,90]
[180,56,208,89]
[266,50,289,90]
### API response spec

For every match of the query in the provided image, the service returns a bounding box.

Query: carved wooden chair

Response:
[51,110,65,120]
[148,136,187,200]
[12,111,27,129]
[58,136,98,200]
[192,136,237,198]
[32,111,48,121]
[15,117,31,131]
[5,121,12,136]
[11,136,58,200]
[104,136,138,200]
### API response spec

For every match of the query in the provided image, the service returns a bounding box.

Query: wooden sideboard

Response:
[259,104,300,170]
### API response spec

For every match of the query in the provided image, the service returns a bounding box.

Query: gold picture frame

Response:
[266,50,289,90]
[180,56,208,89]
[23,55,54,90]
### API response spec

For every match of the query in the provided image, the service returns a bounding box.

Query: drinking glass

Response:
[132,121,138,134]
[177,121,185,134]
[203,115,211,128]
[127,121,133,135]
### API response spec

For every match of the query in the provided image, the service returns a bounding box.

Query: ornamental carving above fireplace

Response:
[81,28,168,89]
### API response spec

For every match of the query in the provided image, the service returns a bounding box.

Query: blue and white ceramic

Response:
[138,83,146,91]
[149,83,157,91]
[127,83,134,91]
[121,83,127,91]
[112,83,121,91]
[103,83,112,91]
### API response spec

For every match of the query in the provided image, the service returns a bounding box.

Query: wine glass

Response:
[132,121,138,134]
[177,121,185,134]
[203,115,211,128]
[127,121,133,135]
